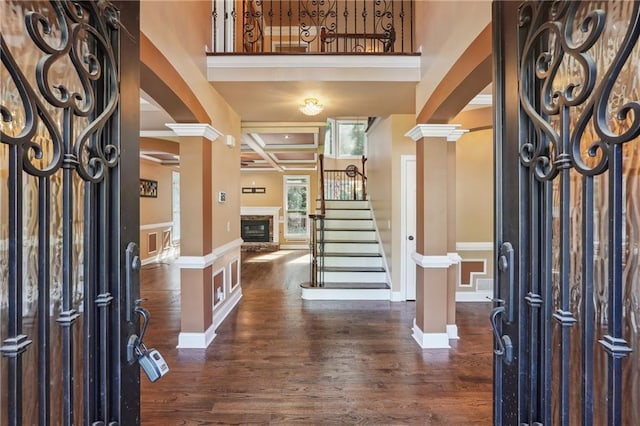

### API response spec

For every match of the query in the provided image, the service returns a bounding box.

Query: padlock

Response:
[129,304,169,382]
[136,342,169,383]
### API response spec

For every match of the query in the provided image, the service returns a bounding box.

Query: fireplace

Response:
[241,219,270,242]
[240,207,281,251]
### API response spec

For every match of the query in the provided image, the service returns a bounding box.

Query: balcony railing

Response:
[212,0,414,54]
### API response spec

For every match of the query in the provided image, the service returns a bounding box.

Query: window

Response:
[323,118,367,158]
[284,176,309,239]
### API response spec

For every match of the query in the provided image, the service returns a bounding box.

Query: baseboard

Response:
[456,290,493,302]
[141,256,156,266]
[301,288,390,301]
[213,287,243,330]
[412,319,450,349]
[177,323,217,349]
[141,249,179,266]
[390,291,404,302]
[447,324,459,340]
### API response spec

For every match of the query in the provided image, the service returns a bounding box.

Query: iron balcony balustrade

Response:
[211,0,415,54]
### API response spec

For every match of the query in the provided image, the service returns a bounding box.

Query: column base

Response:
[446,324,459,340]
[177,323,217,349]
[412,319,451,349]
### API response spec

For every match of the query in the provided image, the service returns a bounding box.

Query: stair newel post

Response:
[361,155,367,200]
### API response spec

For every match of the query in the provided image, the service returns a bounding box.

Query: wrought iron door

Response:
[1,1,140,424]
[493,1,639,425]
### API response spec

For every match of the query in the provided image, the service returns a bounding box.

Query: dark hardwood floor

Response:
[140,250,493,425]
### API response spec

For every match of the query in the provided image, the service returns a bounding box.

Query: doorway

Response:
[401,155,417,300]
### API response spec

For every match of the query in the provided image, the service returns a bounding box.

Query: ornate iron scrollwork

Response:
[1,1,120,182]
[518,1,640,180]
[1,1,122,424]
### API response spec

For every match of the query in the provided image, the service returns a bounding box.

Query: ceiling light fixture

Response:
[299,98,324,116]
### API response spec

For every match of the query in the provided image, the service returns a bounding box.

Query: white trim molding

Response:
[175,252,218,269]
[390,291,404,302]
[140,221,173,231]
[213,287,243,330]
[456,241,494,251]
[175,239,243,269]
[447,252,463,264]
[411,252,455,269]
[177,323,217,349]
[166,123,223,142]
[447,324,460,340]
[412,319,451,349]
[456,290,493,302]
[301,288,391,301]
[213,238,243,258]
[447,129,469,142]
[241,206,281,243]
[405,124,468,142]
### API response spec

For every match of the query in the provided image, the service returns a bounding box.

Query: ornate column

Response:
[405,124,468,348]
[166,123,222,348]
[445,128,467,340]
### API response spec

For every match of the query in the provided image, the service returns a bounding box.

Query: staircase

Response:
[301,199,390,300]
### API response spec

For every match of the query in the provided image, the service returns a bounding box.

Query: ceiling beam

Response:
[242,134,283,172]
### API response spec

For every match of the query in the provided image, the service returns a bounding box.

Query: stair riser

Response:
[324,210,371,219]
[319,230,377,241]
[321,271,387,283]
[322,220,374,230]
[323,243,379,253]
[323,200,369,210]
[322,257,384,268]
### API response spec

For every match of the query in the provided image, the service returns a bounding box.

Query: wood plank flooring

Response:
[140,250,493,425]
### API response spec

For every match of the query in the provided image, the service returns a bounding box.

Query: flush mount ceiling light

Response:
[299,98,324,116]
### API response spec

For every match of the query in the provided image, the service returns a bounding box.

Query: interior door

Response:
[493,1,640,424]
[0,1,140,424]
[403,155,417,300]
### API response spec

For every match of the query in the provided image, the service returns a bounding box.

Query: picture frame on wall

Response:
[140,179,158,198]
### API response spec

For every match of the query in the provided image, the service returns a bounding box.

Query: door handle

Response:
[408,235,414,240]
[490,306,513,364]
[498,242,514,323]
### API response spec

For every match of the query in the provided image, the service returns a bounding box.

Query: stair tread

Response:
[322,266,385,272]
[301,282,389,289]
[323,252,382,257]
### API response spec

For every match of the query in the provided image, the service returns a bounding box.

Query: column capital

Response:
[405,124,468,142]
[447,129,469,142]
[166,123,223,142]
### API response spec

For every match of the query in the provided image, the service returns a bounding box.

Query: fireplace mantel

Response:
[240,206,281,243]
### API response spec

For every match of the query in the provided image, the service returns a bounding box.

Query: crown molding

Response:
[165,123,223,142]
[405,124,468,142]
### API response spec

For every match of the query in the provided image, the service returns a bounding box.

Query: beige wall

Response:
[141,0,240,136]
[456,128,494,289]
[212,138,242,248]
[367,115,416,293]
[139,159,176,261]
[240,170,318,245]
[413,1,491,115]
